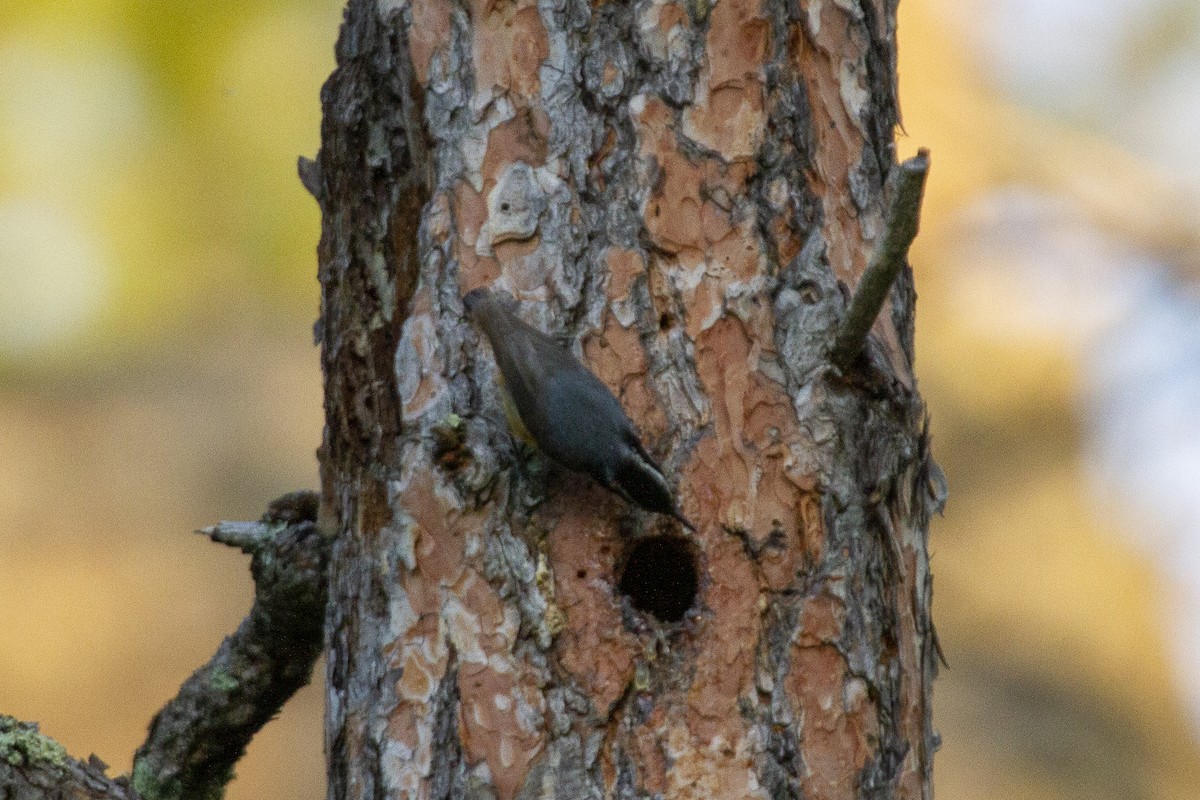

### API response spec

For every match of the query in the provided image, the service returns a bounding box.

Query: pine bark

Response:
[310,0,940,798]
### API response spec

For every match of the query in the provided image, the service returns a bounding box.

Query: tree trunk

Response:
[310,0,940,798]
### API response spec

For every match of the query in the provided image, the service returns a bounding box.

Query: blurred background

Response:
[2,0,1200,798]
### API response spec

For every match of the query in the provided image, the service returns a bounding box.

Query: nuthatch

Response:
[464,288,694,531]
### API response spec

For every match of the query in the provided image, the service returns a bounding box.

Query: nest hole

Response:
[617,534,699,623]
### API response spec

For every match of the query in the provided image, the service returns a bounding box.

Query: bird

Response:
[463,287,694,531]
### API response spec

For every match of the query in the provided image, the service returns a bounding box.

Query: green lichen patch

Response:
[131,757,183,800]
[208,668,240,694]
[0,715,69,769]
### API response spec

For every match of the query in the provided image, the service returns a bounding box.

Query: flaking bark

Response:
[313,1,940,798]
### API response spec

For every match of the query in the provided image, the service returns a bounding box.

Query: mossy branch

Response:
[830,150,930,371]
[0,716,134,800]
[130,491,327,800]
[1,494,328,800]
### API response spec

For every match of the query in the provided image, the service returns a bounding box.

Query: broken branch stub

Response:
[830,150,931,372]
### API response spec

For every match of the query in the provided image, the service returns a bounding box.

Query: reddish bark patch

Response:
[686,535,759,739]
[635,96,754,261]
[583,320,645,390]
[685,84,766,163]
[386,472,545,800]
[707,0,768,87]
[790,11,869,288]
[585,335,669,449]
[614,695,768,799]
[656,1,688,35]
[688,316,804,565]
[454,572,545,800]
[787,644,878,800]
[791,6,911,383]
[580,247,669,444]
[548,501,638,716]
[797,489,825,569]
[453,181,501,292]
[491,237,541,263]
[481,106,550,184]
[407,0,454,84]
[471,1,550,101]
[753,459,811,592]
[684,0,768,160]
[633,720,669,795]
[797,592,845,646]
[766,211,803,267]
[604,246,645,303]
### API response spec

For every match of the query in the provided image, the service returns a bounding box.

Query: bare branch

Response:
[132,491,327,800]
[830,150,931,371]
[202,521,275,553]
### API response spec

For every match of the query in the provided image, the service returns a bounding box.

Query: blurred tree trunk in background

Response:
[309,0,940,798]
